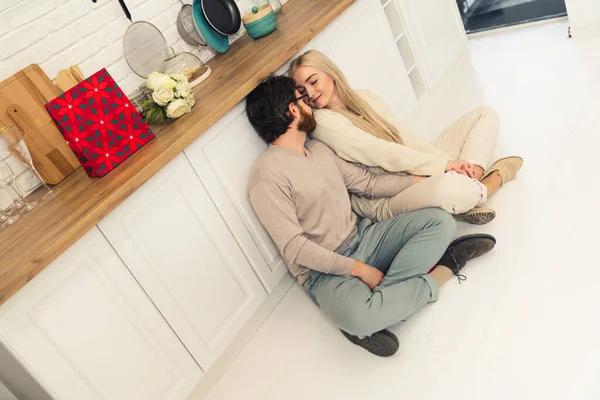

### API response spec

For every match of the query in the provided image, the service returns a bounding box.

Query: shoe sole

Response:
[450,233,497,247]
[380,329,399,347]
[341,330,399,357]
[454,208,496,225]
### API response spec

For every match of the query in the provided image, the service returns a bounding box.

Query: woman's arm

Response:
[313,109,449,176]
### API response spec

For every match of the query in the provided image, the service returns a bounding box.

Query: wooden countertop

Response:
[0,0,356,307]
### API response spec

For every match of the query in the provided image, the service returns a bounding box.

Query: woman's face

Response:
[292,65,335,109]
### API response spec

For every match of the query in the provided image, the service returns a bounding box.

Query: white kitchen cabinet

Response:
[397,0,467,89]
[184,33,337,293]
[184,103,289,293]
[324,0,418,117]
[98,153,267,371]
[0,227,202,400]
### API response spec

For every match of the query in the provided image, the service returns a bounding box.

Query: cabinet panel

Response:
[185,103,288,292]
[324,0,418,116]
[398,0,467,88]
[98,153,267,370]
[0,228,201,400]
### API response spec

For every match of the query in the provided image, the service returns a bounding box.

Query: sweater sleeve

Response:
[248,180,355,276]
[313,98,449,176]
[321,144,415,198]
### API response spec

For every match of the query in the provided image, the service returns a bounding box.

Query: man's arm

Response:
[248,180,355,276]
[323,143,415,198]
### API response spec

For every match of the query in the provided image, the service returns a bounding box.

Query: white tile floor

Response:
[206,21,600,400]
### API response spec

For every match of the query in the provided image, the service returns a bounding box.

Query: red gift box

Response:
[45,68,155,178]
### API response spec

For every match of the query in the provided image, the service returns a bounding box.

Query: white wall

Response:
[565,0,600,36]
[0,0,289,92]
[0,0,288,210]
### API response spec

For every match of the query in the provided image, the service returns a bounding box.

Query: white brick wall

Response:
[0,0,288,93]
[0,0,288,212]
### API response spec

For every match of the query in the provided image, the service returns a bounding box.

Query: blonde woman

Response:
[290,50,523,225]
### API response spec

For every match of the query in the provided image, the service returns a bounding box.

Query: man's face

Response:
[294,90,317,134]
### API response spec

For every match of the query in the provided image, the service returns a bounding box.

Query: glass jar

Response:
[159,49,209,85]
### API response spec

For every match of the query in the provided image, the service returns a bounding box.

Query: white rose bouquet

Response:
[141,72,195,124]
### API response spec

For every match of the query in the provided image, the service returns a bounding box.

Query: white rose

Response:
[163,78,177,89]
[171,73,187,82]
[152,87,174,106]
[175,81,191,98]
[146,72,170,90]
[185,94,195,107]
[166,98,191,119]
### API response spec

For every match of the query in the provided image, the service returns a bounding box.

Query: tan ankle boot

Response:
[482,156,523,185]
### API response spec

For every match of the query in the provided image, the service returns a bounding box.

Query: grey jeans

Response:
[303,208,456,337]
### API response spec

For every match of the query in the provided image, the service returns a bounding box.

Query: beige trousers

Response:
[352,107,500,221]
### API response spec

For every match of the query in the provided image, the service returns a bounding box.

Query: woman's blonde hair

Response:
[290,50,402,144]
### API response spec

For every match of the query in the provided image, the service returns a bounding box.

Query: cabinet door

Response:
[398,0,467,88]
[184,103,289,292]
[0,228,202,400]
[324,0,418,116]
[98,153,267,370]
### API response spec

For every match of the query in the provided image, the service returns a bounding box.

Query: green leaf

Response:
[140,98,157,109]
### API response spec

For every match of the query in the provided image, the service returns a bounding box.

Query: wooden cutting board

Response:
[0,64,80,184]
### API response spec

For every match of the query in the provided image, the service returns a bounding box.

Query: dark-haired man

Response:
[245,76,495,357]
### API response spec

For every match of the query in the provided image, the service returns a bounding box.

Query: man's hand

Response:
[445,160,474,177]
[351,260,383,290]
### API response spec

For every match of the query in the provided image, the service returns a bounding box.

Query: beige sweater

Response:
[313,89,450,176]
[247,141,413,285]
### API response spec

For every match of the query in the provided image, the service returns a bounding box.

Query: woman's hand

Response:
[445,160,475,177]
[351,260,384,290]
[413,175,428,184]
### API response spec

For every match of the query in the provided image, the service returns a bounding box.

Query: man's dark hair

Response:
[246,75,297,144]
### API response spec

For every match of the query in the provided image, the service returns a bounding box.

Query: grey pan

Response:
[201,0,241,36]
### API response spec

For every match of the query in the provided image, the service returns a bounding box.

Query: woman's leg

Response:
[433,106,500,180]
[351,172,488,221]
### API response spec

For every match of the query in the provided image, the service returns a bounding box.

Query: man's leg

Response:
[307,209,456,337]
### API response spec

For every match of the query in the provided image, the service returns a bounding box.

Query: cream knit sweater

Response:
[312,89,450,176]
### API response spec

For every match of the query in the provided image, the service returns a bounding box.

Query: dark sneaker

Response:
[340,329,399,357]
[437,233,496,283]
